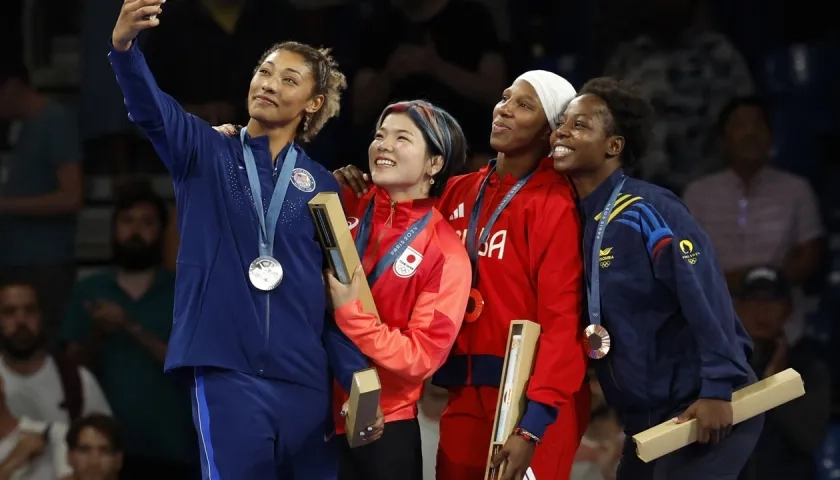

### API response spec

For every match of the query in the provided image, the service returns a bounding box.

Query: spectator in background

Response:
[604,0,754,193]
[735,267,831,480]
[683,97,823,341]
[66,414,123,480]
[143,0,290,126]
[0,375,73,480]
[0,61,84,343]
[61,186,195,479]
[350,0,506,171]
[0,282,111,425]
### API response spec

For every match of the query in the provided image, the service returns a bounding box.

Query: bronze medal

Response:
[584,324,611,359]
[464,288,484,323]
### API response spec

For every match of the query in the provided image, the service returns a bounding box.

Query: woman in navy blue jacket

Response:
[550,77,763,480]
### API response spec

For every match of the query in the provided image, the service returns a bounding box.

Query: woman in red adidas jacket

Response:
[326,100,472,480]
[335,71,590,480]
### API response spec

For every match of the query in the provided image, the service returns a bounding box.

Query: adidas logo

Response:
[449,203,465,221]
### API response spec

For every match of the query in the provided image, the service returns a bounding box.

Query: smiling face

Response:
[550,94,624,176]
[489,79,551,155]
[368,112,442,199]
[247,49,324,127]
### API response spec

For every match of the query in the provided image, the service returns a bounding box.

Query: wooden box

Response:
[345,368,382,448]
[308,192,378,318]
[485,320,541,479]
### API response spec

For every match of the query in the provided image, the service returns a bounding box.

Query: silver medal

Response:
[248,256,284,291]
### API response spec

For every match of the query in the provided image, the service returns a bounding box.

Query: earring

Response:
[429,178,435,185]
[303,114,311,132]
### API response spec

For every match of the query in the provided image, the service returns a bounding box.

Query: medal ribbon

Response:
[587,176,626,327]
[240,128,298,258]
[466,160,536,287]
[354,198,434,286]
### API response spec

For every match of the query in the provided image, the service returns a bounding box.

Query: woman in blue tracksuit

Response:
[109,2,381,479]
[550,76,763,480]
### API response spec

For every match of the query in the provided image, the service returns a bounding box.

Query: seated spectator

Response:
[66,414,122,480]
[62,186,195,478]
[684,96,824,342]
[0,59,84,341]
[685,96,824,292]
[735,266,831,480]
[0,282,111,424]
[0,375,72,480]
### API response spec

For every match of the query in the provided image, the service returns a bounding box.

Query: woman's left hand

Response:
[341,400,385,443]
[490,434,536,480]
[325,266,363,311]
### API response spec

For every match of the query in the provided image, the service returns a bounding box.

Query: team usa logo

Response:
[393,246,423,278]
[291,168,316,192]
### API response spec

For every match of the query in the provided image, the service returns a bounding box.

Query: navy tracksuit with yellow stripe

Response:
[579,169,763,479]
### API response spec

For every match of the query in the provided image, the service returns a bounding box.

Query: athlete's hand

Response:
[212,123,241,136]
[333,165,370,197]
[325,265,362,311]
[112,0,164,51]
[491,434,536,480]
[341,401,385,442]
[674,398,733,444]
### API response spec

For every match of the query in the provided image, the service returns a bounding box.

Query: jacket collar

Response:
[367,185,436,228]
[580,168,626,219]
[478,157,560,188]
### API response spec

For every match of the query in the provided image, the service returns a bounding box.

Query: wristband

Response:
[514,427,541,445]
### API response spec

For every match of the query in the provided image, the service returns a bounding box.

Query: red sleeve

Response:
[520,190,587,437]
[334,229,471,382]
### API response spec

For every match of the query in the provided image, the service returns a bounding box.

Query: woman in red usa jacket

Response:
[335,71,591,480]
[325,100,472,480]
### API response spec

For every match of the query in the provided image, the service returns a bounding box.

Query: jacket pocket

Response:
[171,262,209,358]
[668,359,699,406]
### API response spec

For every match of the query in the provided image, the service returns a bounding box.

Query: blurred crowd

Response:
[0,0,838,479]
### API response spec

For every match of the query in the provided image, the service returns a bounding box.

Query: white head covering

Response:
[514,70,577,131]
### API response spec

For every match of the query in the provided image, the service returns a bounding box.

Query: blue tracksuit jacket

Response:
[108,42,366,393]
[580,168,754,434]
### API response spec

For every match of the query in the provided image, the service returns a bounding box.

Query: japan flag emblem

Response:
[393,246,423,278]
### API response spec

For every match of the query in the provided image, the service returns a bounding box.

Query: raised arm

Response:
[109,0,207,181]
